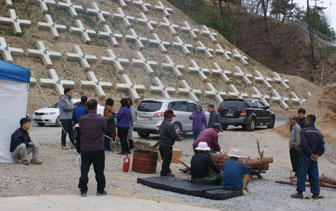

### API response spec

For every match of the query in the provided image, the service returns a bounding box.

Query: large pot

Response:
[132,150,158,174]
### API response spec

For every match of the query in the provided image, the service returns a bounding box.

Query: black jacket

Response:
[300,125,325,157]
[10,128,31,152]
[190,152,220,179]
[207,111,219,128]
[159,119,180,147]
[296,117,306,129]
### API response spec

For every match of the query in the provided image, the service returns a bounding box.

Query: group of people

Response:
[158,108,251,193]
[289,108,325,199]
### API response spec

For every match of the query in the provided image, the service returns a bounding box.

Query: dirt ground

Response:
[0,124,335,210]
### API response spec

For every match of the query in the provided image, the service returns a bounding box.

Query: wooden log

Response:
[212,154,273,170]
[319,174,336,185]
[275,180,336,189]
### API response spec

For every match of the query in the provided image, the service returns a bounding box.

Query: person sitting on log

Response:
[222,148,251,194]
[190,142,222,185]
[192,123,223,153]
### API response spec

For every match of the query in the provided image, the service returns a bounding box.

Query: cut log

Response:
[319,174,336,185]
[276,180,336,189]
[211,154,273,170]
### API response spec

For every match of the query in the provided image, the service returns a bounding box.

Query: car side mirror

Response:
[265,106,269,110]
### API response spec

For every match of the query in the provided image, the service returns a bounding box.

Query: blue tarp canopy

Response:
[0,60,30,83]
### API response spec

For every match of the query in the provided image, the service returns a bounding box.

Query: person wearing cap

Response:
[222,148,251,191]
[192,123,223,153]
[159,109,183,177]
[207,104,219,129]
[190,142,221,185]
[59,88,75,149]
[189,105,207,140]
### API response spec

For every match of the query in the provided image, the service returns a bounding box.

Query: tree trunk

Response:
[307,0,315,80]
[260,0,269,32]
[218,0,224,16]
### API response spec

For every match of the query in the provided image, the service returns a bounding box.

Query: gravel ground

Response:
[0,124,335,211]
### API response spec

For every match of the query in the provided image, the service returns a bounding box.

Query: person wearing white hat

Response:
[190,142,222,185]
[222,148,251,191]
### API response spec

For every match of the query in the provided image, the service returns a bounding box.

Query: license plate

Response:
[226,112,233,117]
[139,117,150,121]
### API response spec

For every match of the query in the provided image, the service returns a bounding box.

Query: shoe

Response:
[291,192,303,199]
[14,158,22,164]
[80,190,87,197]
[118,152,126,155]
[96,190,107,196]
[167,172,175,177]
[312,194,323,199]
[22,160,30,165]
[62,146,68,150]
[71,145,74,149]
[31,159,42,165]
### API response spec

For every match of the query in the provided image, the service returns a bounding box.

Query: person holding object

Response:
[59,88,75,149]
[189,105,207,140]
[10,118,42,165]
[190,142,221,185]
[78,99,107,197]
[192,123,223,153]
[288,115,301,179]
[159,109,183,177]
[222,148,251,192]
[115,98,132,155]
[291,115,325,199]
[104,98,116,151]
[73,96,88,154]
[207,104,219,128]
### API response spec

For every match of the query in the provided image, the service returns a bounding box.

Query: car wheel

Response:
[221,124,228,130]
[138,132,150,138]
[267,116,275,129]
[173,122,182,133]
[37,123,45,126]
[56,116,61,127]
[246,117,256,131]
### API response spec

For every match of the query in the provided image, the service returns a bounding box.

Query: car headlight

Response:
[46,112,56,115]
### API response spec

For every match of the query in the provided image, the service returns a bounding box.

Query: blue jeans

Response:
[192,129,203,140]
[297,156,320,195]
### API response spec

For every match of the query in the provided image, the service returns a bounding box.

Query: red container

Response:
[123,155,130,172]
[132,150,158,174]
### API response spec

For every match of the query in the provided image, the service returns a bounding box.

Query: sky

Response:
[295,0,336,31]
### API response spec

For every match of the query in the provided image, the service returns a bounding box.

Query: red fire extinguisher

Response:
[123,154,130,172]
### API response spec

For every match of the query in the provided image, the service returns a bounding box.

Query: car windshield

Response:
[137,101,163,112]
[220,100,245,110]
[48,102,59,108]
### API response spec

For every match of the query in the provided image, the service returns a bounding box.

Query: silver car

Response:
[133,98,209,138]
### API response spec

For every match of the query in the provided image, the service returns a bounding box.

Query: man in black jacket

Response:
[159,109,183,177]
[207,104,219,128]
[291,115,325,199]
[10,118,42,165]
[296,108,306,129]
[190,142,221,185]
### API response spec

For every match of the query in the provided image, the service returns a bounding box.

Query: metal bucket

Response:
[132,150,158,174]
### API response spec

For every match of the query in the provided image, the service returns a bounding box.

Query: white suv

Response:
[33,99,104,126]
[133,98,209,138]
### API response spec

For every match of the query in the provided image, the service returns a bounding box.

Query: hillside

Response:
[0,0,318,115]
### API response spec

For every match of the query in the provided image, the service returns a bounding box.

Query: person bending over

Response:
[10,118,42,165]
[192,123,223,153]
[190,142,221,185]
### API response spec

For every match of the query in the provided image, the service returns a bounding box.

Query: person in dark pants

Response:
[296,108,306,129]
[291,115,325,199]
[189,105,207,140]
[159,109,183,177]
[207,104,219,128]
[190,142,221,185]
[104,98,116,151]
[78,99,107,197]
[59,88,75,149]
[127,98,136,150]
[73,96,88,153]
[115,98,132,155]
[288,115,301,179]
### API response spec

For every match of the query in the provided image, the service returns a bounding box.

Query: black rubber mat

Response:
[137,176,242,200]
[203,188,242,200]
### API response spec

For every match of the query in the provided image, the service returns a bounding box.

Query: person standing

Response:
[189,105,207,140]
[296,108,306,129]
[10,118,42,165]
[190,142,221,185]
[192,123,223,153]
[73,96,88,153]
[78,99,107,197]
[159,109,183,177]
[104,98,116,151]
[59,88,75,149]
[115,98,132,155]
[291,115,325,199]
[207,104,219,128]
[288,115,301,179]
[127,98,136,150]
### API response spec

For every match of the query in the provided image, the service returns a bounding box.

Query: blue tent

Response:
[0,60,31,162]
[0,60,30,83]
